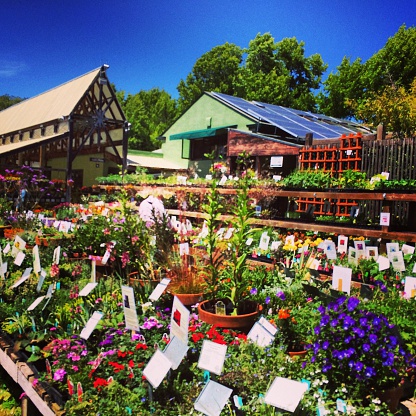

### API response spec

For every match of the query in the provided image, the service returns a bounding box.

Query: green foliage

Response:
[119,88,178,150]
[177,42,243,113]
[0,94,24,111]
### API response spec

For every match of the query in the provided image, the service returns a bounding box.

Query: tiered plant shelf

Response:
[98,184,416,243]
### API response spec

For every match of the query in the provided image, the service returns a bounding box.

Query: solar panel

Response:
[211,92,369,140]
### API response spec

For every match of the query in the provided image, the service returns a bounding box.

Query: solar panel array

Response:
[211,92,369,140]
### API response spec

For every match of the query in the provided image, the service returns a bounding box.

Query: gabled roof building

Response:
[0,66,127,199]
[159,92,373,177]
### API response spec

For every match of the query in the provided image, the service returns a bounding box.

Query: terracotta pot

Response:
[171,292,204,306]
[288,350,307,360]
[197,299,259,331]
[375,384,404,413]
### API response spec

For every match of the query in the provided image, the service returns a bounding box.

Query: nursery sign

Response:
[143,348,172,388]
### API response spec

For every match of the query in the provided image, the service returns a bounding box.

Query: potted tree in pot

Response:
[198,157,260,330]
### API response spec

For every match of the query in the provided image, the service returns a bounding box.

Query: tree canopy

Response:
[176,42,243,114]
[318,24,416,136]
[0,94,24,111]
[117,88,178,151]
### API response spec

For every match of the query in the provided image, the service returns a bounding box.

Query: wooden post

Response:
[305,133,313,146]
[65,117,73,203]
[21,394,28,416]
[377,123,385,141]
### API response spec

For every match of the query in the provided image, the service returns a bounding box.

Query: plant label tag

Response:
[194,379,232,416]
[27,296,45,311]
[3,243,10,254]
[36,269,46,292]
[170,296,190,344]
[149,279,170,302]
[143,348,172,388]
[14,250,25,266]
[402,244,415,255]
[79,282,98,297]
[215,301,226,315]
[121,285,140,332]
[80,311,103,340]
[336,398,347,412]
[404,276,416,299]
[198,340,227,375]
[33,245,41,274]
[332,265,352,295]
[248,321,275,347]
[179,242,189,256]
[377,255,390,271]
[380,212,390,226]
[0,262,7,280]
[223,228,234,240]
[11,267,32,288]
[337,235,348,253]
[219,175,227,186]
[101,249,110,264]
[391,251,406,272]
[264,377,308,412]
[163,335,188,370]
[366,246,378,260]
[259,232,270,251]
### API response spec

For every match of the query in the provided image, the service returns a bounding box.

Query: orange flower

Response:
[278,309,291,320]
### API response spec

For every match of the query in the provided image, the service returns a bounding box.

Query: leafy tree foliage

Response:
[179,33,327,112]
[177,42,243,113]
[317,57,365,118]
[0,94,24,111]
[355,79,416,138]
[118,88,178,151]
[318,24,416,136]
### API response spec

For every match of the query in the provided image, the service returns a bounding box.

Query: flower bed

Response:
[0,183,415,414]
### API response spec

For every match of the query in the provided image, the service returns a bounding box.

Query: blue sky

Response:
[1,0,414,100]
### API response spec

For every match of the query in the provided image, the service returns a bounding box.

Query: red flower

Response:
[128,360,134,368]
[108,362,124,373]
[191,332,204,343]
[135,342,148,350]
[118,351,127,358]
[93,377,109,390]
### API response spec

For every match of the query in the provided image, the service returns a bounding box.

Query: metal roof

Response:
[127,154,185,170]
[209,92,373,140]
[0,67,101,135]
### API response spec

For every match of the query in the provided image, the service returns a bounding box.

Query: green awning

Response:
[170,126,233,141]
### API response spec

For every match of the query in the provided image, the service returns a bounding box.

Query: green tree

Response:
[363,24,416,93]
[317,57,365,118]
[120,88,178,150]
[236,33,327,110]
[355,78,416,138]
[318,24,416,127]
[177,42,243,113]
[0,94,24,111]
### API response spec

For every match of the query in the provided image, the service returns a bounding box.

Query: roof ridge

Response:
[0,66,102,114]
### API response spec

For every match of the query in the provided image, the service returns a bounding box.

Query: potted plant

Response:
[307,295,415,412]
[198,157,260,329]
[167,250,207,306]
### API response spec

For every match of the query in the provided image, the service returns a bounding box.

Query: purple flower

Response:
[53,368,66,382]
[250,287,257,295]
[265,296,271,304]
[276,291,286,301]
